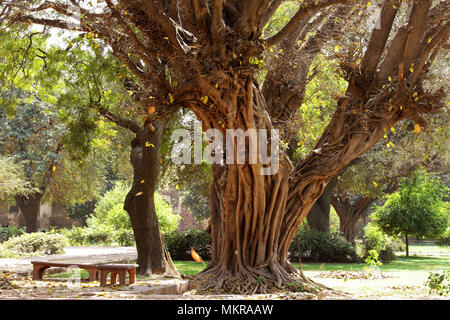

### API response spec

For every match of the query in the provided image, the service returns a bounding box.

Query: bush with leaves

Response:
[0,226,25,243]
[364,249,383,268]
[0,231,69,258]
[165,228,212,260]
[361,222,403,263]
[436,203,450,247]
[59,224,116,246]
[425,271,450,296]
[289,228,360,263]
[61,181,180,246]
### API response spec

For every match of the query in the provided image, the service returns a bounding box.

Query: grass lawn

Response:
[172,255,449,275]
[173,255,449,299]
[48,255,449,279]
[298,255,450,272]
[407,243,450,254]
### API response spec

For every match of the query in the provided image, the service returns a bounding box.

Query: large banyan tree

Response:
[2,0,448,293]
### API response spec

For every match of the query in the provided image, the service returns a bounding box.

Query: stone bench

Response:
[31,261,138,286]
[96,263,138,286]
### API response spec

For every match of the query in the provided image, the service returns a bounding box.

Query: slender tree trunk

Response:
[124,121,179,277]
[15,192,43,233]
[405,234,409,257]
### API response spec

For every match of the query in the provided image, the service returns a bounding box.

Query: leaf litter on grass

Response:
[316,271,392,280]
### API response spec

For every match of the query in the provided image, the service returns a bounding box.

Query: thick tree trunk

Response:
[187,1,443,294]
[15,192,43,233]
[306,176,338,233]
[190,76,385,293]
[200,159,298,293]
[190,83,318,293]
[124,121,179,277]
[331,194,373,246]
[339,216,358,246]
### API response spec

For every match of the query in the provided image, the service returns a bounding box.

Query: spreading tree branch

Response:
[263,0,354,47]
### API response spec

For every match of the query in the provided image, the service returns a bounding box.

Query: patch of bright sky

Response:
[30,0,107,48]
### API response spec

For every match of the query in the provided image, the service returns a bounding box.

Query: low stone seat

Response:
[31,261,138,287]
[31,261,99,282]
[96,263,138,286]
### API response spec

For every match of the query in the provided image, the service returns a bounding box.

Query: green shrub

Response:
[361,222,402,263]
[60,181,181,246]
[0,226,25,243]
[57,227,88,245]
[165,228,212,260]
[0,231,69,257]
[364,249,382,267]
[437,229,450,247]
[58,225,116,246]
[90,181,180,235]
[289,228,360,263]
[133,224,360,263]
[0,246,18,258]
[115,229,135,247]
[425,271,450,296]
[57,227,85,245]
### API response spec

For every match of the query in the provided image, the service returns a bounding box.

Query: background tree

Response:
[0,24,180,276]
[3,0,448,294]
[332,108,450,245]
[0,28,110,232]
[38,39,182,276]
[0,96,65,232]
[373,169,449,257]
[0,156,37,200]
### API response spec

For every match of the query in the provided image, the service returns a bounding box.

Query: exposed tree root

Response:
[188,263,344,297]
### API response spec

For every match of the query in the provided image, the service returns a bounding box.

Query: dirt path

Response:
[0,246,137,276]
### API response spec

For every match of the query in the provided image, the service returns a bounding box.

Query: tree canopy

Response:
[373,169,449,256]
[1,0,448,294]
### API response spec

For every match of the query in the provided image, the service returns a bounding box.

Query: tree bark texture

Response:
[404,234,409,257]
[331,194,373,246]
[124,121,179,277]
[15,192,43,233]
[189,81,313,293]
[306,176,339,233]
